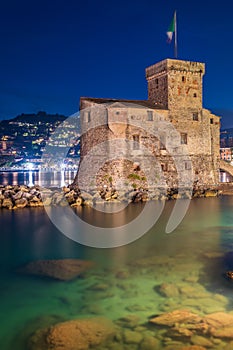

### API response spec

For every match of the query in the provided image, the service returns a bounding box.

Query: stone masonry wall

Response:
[76,59,220,195]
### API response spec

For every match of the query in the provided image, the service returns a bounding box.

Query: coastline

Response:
[0,183,227,210]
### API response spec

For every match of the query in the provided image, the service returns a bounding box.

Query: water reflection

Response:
[0,196,232,350]
[0,170,77,187]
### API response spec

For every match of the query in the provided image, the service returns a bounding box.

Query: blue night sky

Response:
[1,0,233,128]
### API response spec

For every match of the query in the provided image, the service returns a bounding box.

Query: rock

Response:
[224,340,233,350]
[20,185,30,192]
[29,200,43,207]
[89,283,109,291]
[203,312,233,328]
[42,197,52,206]
[71,197,83,206]
[65,190,78,204]
[13,190,23,200]
[178,283,208,298]
[123,329,143,344]
[116,315,141,329]
[149,309,201,327]
[2,198,13,209]
[80,191,93,201]
[203,252,224,258]
[190,335,213,347]
[22,192,33,200]
[62,186,70,193]
[115,270,130,279]
[15,198,28,208]
[180,346,207,350]
[52,193,64,205]
[209,326,233,339]
[28,317,115,350]
[140,336,160,350]
[226,271,233,279]
[157,283,180,298]
[18,259,94,281]
[83,200,93,206]
[205,190,218,197]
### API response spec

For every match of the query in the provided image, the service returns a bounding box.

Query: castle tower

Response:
[145,59,205,111]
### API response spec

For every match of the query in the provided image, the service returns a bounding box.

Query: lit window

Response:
[181,133,187,144]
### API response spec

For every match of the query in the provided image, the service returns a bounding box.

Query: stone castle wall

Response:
[76,59,220,195]
[146,59,204,110]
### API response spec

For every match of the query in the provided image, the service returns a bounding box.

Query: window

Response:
[161,163,168,171]
[116,111,120,115]
[160,134,166,150]
[210,118,214,124]
[133,135,139,150]
[155,78,159,88]
[193,112,198,121]
[182,76,185,82]
[193,93,197,98]
[185,161,191,170]
[147,111,153,121]
[85,111,91,122]
[181,133,187,145]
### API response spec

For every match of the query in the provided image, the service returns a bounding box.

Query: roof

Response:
[80,97,165,110]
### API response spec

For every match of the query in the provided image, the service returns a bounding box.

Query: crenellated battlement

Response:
[146,59,205,110]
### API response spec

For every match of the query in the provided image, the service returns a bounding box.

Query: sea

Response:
[1,172,233,349]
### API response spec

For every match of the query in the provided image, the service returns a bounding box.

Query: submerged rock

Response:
[28,317,116,350]
[18,258,94,281]
[149,309,201,327]
[149,309,233,346]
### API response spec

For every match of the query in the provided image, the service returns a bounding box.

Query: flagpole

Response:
[174,10,178,58]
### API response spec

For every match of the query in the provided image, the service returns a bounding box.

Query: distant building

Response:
[220,147,233,162]
[76,59,220,192]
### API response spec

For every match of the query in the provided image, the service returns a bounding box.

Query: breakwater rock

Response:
[0,184,221,210]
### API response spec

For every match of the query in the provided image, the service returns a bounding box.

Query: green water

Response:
[1,197,233,349]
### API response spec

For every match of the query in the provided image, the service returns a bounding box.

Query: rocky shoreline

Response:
[0,184,223,210]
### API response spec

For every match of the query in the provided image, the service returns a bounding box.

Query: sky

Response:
[1,0,233,128]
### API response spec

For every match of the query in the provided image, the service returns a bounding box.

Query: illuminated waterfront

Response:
[0,170,77,187]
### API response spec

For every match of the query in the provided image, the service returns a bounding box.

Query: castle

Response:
[75,59,220,197]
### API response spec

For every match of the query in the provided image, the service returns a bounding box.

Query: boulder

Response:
[28,317,115,350]
[13,190,23,200]
[157,283,180,298]
[15,198,28,208]
[123,329,143,344]
[140,336,160,350]
[150,309,201,327]
[2,197,13,209]
[18,259,95,281]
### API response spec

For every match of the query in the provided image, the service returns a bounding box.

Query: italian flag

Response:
[167,12,176,43]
